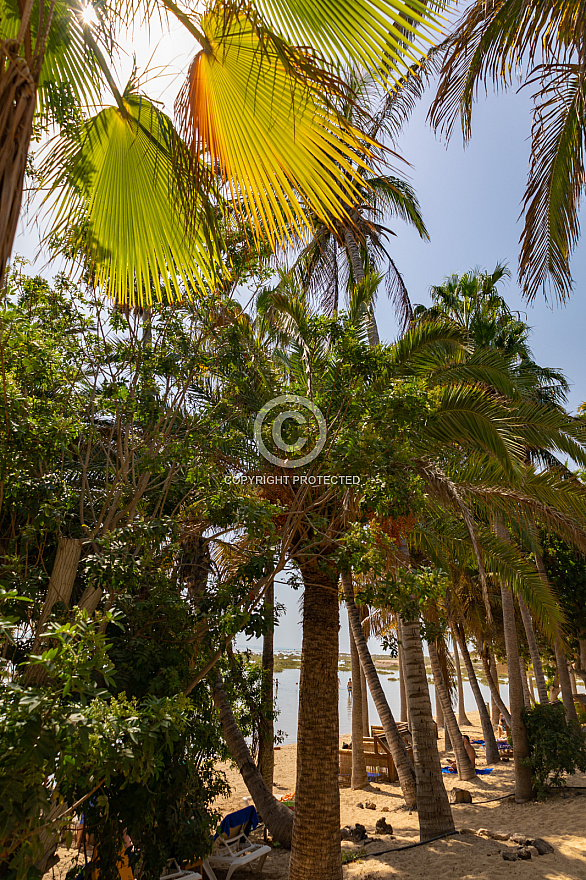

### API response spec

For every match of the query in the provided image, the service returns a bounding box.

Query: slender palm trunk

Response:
[428,642,475,781]
[213,679,293,847]
[0,45,37,289]
[342,574,417,808]
[480,650,511,726]
[499,579,534,801]
[289,560,342,880]
[360,665,369,734]
[570,668,578,695]
[489,651,500,725]
[435,690,444,729]
[518,599,548,703]
[534,552,578,722]
[520,658,532,706]
[258,580,275,788]
[343,228,379,347]
[401,620,454,839]
[451,630,471,726]
[577,640,586,688]
[350,628,368,789]
[398,621,408,723]
[454,628,500,764]
[554,636,579,722]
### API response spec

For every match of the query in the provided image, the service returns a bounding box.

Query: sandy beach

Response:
[53,711,586,880]
[214,711,586,880]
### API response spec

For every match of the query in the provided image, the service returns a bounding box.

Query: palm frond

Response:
[519,65,586,303]
[42,94,218,304]
[176,9,378,248]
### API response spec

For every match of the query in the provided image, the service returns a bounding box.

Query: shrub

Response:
[523,701,586,798]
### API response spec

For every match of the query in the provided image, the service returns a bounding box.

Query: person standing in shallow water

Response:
[347,678,353,696]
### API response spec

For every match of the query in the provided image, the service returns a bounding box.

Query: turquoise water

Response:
[272,665,510,744]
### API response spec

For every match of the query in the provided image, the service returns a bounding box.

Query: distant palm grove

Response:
[1,2,586,880]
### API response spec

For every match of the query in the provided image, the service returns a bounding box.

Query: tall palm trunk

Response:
[454,627,500,764]
[213,678,293,847]
[520,658,532,706]
[0,43,37,289]
[398,620,408,723]
[401,620,454,839]
[554,636,579,722]
[479,649,511,726]
[343,228,379,347]
[258,579,275,788]
[518,599,548,703]
[350,628,368,789]
[428,642,476,781]
[435,689,444,729]
[499,579,534,801]
[577,640,586,688]
[534,551,578,721]
[451,629,471,726]
[489,651,500,725]
[289,560,342,880]
[360,664,369,733]
[342,573,417,808]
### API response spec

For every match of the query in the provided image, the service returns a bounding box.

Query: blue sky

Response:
[13,23,586,652]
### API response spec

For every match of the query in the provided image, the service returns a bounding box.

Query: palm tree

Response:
[427,640,476,780]
[451,629,472,726]
[282,70,430,343]
[430,1,586,303]
[401,617,455,838]
[3,0,438,302]
[349,627,369,790]
[342,573,417,807]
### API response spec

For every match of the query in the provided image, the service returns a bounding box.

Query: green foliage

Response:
[541,533,586,642]
[0,610,225,880]
[523,701,586,798]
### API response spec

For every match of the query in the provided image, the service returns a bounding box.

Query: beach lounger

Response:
[160,859,202,880]
[202,807,271,880]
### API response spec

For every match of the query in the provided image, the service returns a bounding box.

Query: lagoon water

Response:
[272,664,510,744]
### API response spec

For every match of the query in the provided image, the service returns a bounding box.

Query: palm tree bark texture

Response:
[350,627,368,789]
[479,649,511,727]
[451,629,471,726]
[518,599,548,703]
[342,227,380,347]
[0,40,37,289]
[288,558,342,880]
[454,625,501,765]
[401,619,455,839]
[213,677,293,847]
[534,550,578,721]
[489,517,536,803]
[258,578,275,788]
[342,572,417,809]
[428,642,476,781]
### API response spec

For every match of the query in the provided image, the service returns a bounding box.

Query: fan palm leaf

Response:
[43,93,218,304]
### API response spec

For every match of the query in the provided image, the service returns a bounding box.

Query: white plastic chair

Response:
[202,821,271,880]
[160,858,202,880]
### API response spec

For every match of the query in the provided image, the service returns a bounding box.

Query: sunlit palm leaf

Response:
[0,0,103,115]
[176,10,378,247]
[253,0,437,77]
[43,95,217,304]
